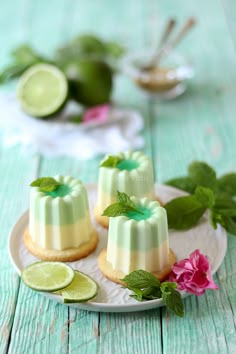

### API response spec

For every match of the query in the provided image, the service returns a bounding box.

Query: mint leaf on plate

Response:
[30,177,61,193]
[121,269,160,289]
[188,161,217,191]
[165,176,197,194]
[100,155,122,168]
[164,195,206,230]
[217,173,236,197]
[195,186,215,208]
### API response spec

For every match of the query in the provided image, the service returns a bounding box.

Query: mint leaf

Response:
[102,203,136,217]
[220,216,236,236]
[217,173,236,197]
[121,270,160,289]
[188,161,217,191]
[102,191,144,217]
[195,186,215,208]
[161,286,184,317]
[100,155,122,168]
[165,176,197,194]
[164,195,206,230]
[214,193,236,209]
[128,287,144,301]
[69,114,83,124]
[30,177,60,193]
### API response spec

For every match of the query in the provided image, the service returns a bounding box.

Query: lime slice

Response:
[58,271,98,303]
[17,63,68,118]
[21,261,74,292]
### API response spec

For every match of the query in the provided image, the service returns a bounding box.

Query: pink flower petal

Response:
[83,104,110,124]
[170,249,218,296]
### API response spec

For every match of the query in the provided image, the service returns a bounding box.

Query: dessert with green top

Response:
[95,151,156,228]
[24,175,98,261]
[98,192,176,284]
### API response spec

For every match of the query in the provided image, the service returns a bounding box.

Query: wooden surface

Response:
[1,0,236,353]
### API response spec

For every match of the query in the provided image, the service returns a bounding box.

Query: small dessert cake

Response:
[98,196,176,284]
[24,175,98,262]
[95,151,156,228]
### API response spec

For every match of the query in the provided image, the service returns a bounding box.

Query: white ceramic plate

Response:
[8,184,227,313]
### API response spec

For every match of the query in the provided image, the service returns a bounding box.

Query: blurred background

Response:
[0,0,236,178]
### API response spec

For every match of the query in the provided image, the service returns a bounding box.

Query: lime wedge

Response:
[21,261,74,292]
[58,271,98,303]
[17,63,68,118]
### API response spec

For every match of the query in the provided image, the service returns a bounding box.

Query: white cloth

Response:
[0,93,144,159]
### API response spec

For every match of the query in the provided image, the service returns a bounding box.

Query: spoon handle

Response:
[155,17,196,65]
[157,18,176,50]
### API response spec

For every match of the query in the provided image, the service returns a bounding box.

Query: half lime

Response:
[21,261,74,292]
[57,270,98,303]
[17,63,68,118]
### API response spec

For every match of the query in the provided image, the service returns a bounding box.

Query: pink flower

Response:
[83,104,110,124]
[169,249,218,296]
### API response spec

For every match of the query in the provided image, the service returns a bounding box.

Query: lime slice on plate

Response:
[21,261,74,292]
[57,270,98,303]
[17,63,68,118]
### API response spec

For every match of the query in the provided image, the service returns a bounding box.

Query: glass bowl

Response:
[121,50,194,100]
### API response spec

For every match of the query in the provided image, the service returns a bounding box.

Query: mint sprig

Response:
[100,155,122,168]
[30,177,61,193]
[121,270,184,317]
[102,191,144,217]
[164,161,236,236]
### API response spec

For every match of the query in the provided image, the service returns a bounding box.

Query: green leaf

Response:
[210,210,224,229]
[214,192,236,209]
[219,215,236,236]
[165,176,197,194]
[194,186,215,208]
[11,45,43,64]
[128,287,144,301]
[121,269,160,289]
[69,114,83,124]
[164,195,206,230]
[161,287,184,317]
[0,63,30,84]
[102,191,144,216]
[188,161,217,191]
[217,173,236,197]
[102,203,138,217]
[100,155,122,168]
[30,177,60,192]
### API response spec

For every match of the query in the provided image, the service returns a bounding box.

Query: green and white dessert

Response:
[29,175,93,249]
[95,151,155,227]
[98,193,176,284]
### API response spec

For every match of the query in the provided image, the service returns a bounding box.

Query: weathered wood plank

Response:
[147,0,236,352]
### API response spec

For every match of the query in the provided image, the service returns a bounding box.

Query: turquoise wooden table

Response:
[1,0,236,353]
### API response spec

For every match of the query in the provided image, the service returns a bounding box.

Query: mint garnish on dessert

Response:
[102,191,144,217]
[100,155,122,168]
[121,270,184,317]
[30,177,61,192]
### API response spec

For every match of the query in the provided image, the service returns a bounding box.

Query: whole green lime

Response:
[64,59,113,106]
[71,34,106,57]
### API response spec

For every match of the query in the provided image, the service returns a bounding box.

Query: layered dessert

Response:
[98,196,176,284]
[24,175,98,261]
[95,151,156,227]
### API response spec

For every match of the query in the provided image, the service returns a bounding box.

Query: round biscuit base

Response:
[24,228,98,262]
[98,248,176,285]
[94,206,109,228]
[94,196,163,229]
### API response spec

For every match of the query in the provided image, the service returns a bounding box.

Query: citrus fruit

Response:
[71,34,106,57]
[64,59,113,106]
[21,261,74,292]
[17,63,68,118]
[57,270,98,303]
